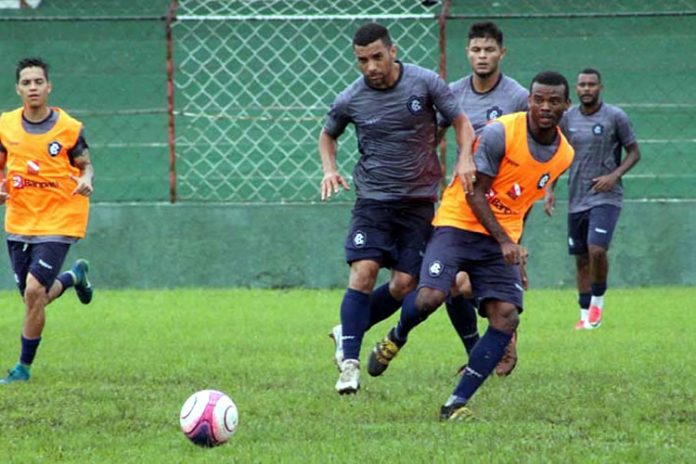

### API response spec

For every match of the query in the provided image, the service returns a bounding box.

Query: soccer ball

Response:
[179,389,239,447]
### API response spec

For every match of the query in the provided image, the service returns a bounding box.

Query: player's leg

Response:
[335,258,379,394]
[440,237,523,420]
[1,242,69,384]
[585,205,621,329]
[335,199,394,394]
[568,210,591,329]
[367,226,459,377]
[445,271,479,356]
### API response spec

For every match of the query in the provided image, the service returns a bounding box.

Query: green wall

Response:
[0,202,692,290]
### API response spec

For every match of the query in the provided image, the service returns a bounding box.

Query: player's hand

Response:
[321,171,349,201]
[0,179,9,204]
[544,189,556,216]
[456,156,477,195]
[70,175,93,197]
[500,241,522,266]
[592,173,619,192]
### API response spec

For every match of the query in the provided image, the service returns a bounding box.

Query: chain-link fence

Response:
[0,1,694,203]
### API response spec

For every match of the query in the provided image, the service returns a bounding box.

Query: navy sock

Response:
[367,283,402,330]
[453,327,512,402]
[394,292,431,343]
[578,292,591,309]
[57,271,76,297]
[19,335,42,366]
[591,282,607,297]
[340,288,371,361]
[445,295,479,355]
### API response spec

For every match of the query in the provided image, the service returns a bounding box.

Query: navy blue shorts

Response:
[568,204,621,255]
[418,227,524,314]
[345,198,434,277]
[7,240,71,296]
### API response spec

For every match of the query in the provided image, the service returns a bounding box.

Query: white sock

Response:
[590,295,604,309]
[580,308,589,322]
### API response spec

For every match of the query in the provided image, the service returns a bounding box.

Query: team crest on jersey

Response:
[407,96,425,115]
[428,260,444,277]
[486,106,503,121]
[47,141,62,157]
[352,230,366,248]
[537,173,551,189]
[592,124,604,136]
[506,182,523,199]
[27,160,40,175]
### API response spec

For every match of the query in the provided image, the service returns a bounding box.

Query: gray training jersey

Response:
[474,117,561,178]
[561,103,636,213]
[446,74,528,134]
[323,63,463,201]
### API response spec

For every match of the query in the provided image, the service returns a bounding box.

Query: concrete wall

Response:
[0,201,692,290]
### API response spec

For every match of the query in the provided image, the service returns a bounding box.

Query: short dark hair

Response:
[468,21,503,46]
[578,67,602,83]
[16,57,49,83]
[353,22,392,47]
[530,71,569,100]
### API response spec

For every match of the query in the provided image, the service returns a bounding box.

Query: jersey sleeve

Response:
[474,121,506,177]
[322,92,351,139]
[437,80,463,128]
[429,72,463,126]
[613,107,637,147]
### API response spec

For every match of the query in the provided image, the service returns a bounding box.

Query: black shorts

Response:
[568,204,621,255]
[418,227,524,314]
[7,240,71,295]
[344,198,434,277]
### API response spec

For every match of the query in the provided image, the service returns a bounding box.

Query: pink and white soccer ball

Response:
[179,389,238,447]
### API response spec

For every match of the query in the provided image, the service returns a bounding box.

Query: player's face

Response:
[576,73,602,107]
[528,83,569,129]
[354,39,397,89]
[16,66,51,110]
[466,37,505,79]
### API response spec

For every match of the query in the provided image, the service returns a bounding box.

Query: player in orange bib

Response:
[0,58,95,385]
[369,71,574,419]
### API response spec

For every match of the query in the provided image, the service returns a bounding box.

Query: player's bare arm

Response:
[70,149,94,197]
[592,141,641,192]
[0,150,7,204]
[466,172,521,265]
[451,113,476,193]
[544,179,558,216]
[318,130,350,201]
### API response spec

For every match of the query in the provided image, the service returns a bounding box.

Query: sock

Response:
[452,327,512,402]
[57,271,76,297]
[19,335,42,366]
[578,292,591,321]
[445,295,479,355]
[590,282,607,309]
[340,288,371,361]
[366,283,402,330]
[394,292,430,343]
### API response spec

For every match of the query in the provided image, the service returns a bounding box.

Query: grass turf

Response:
[0,287,694,463]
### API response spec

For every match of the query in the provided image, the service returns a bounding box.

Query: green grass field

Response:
[0,287,694,463]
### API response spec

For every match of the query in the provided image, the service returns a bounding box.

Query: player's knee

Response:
[23,280,48,309]
[415,288,445,314]
[348,261,380,292]
[388,274,417,300]
[455,271,473,299]
[484,301,519,333]
[588,245,607,262]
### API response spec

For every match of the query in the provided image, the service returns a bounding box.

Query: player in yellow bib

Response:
[0,58,95,384]
[369,71,574,419]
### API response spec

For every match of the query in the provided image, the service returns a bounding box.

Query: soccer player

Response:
[440,21,529,374]
[544,68,641,330]
[0,57,94,384]
[319,23,475,394]
[369,71,574,419]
